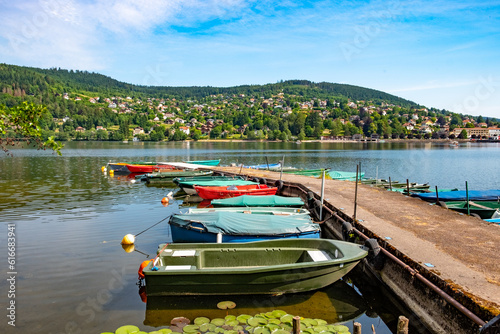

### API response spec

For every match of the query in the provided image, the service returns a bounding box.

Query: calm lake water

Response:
[1,140,499,334]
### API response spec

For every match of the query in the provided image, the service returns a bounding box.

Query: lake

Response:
[1,140,498,334]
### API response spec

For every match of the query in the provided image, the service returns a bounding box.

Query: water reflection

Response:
[143,279,368,327]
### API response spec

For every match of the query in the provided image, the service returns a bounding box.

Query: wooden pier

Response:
[212,166,500,334]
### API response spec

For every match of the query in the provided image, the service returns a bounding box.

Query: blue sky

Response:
[1,0,499,118]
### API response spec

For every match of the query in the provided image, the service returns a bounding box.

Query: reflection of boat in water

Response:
[142,278,368,327]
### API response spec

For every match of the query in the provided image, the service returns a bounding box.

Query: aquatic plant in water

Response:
[101,310,351,334]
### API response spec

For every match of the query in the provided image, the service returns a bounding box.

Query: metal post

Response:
[354,164,359,220]
[375,166,378,185]
[280,155,284,181]
[265,156,270,171]
[406,179,410,195]
[320,170,325,221]
[389,177,392,191]
[435,186,439,204]
[466,181,470,216]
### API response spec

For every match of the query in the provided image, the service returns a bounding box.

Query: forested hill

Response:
[0,63,417,107]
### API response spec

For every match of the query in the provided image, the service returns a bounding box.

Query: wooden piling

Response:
[397,316,409,334]
[292,316,300,334]
[353,322,362,334]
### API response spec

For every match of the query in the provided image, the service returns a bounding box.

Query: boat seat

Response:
[172,250,196,257]
[307,250,331,262]
[164,265,196,270]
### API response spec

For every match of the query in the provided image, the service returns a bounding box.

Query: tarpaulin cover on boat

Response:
[169,211,319,236]
[412,190,500,202]
[211,195,304,207]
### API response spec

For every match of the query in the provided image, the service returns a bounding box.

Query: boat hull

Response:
[143,239,367,296]
[194,184,278,200]
[146,171,214,183]
[184,159,220,166]
[170,224,320,243]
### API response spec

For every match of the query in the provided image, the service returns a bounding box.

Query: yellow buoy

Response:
[121,243,135,253]
[109,170,114,176]
[101,166,106,172]
[121,234,135,245]
[161,197,169,205]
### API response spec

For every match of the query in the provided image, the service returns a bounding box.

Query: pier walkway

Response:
[214,166,500,315]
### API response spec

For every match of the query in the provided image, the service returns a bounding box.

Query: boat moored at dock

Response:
[141,238,368,296]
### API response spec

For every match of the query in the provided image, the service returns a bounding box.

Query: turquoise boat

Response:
[173,176,257,195]
[184,159,220,166]
[185,207,310,216]
[142,238,368,296]
[211,195,304,207]
[328,170,364,181]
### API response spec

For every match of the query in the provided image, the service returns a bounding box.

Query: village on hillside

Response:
[45,91,500,142]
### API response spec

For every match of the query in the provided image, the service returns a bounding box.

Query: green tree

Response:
[1,102,63,155]
[458,129,468,139]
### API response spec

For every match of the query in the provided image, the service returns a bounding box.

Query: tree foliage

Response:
[0,102,63,155]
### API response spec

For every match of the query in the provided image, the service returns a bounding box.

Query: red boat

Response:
[194,184,278,200]
[126,164,176,173]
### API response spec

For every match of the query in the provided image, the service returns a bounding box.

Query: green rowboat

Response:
[142,238,368,296]
[145,170,214,183]
[441,201,500,219]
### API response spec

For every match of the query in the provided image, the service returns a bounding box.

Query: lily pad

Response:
[315,319,327,326]
[236,314,252,324]
[280,323,293,332]
[254,326,271,334]
[225,320,239,327]
[313,325,328,332]
[115,325,140,334]
[159,329,173,334]
[225,315,236,322]
[171,317,191,327]
[271,310,287,319]
[279,314,294,324]
[301,318,318,327]
[194,317,210,325]
[271,330,290,334]
[215,328,225,334]
[170,326,183,333]
[265,324,281,331]
[247,317,268,327]
[217,301,236,310]
[331,325,350,332]
[233,325,244,331]
[182,325,200,333]
[211,318,226,326]
[199,324,210,332]
[267,319,281,325]
[302,328,315,334]
[223,330,238,334]
[264,311,276,319]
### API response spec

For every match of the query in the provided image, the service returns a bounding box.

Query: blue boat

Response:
[485,218,500,224]
[168,211,320,243]
[412,190,500,202]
